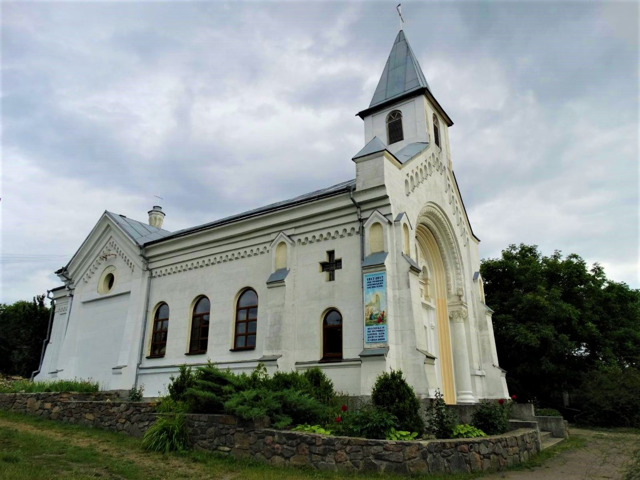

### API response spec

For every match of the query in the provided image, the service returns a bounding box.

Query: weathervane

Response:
[397,3,405,30]
[154,195,164,205]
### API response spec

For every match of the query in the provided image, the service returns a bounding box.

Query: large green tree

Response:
[0,295,51,377]
[481,244,640,408]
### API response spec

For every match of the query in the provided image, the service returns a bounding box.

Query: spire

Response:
[368,30,430,109]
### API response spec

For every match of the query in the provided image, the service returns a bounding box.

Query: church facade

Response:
[36,30,508,404]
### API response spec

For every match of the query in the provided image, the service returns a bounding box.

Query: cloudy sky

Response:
[1,1,638,303]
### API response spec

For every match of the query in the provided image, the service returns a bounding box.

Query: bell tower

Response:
[357,30,454,160]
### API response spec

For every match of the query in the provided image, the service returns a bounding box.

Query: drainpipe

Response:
[134,249,152,390]
[31,290,56,381]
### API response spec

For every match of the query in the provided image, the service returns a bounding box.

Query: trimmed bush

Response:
[425,390,458,439]
[335,404,397,439]
[371,370,424,433]
[471,400,510,435]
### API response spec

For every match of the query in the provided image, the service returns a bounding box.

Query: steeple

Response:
[369,30,430,110]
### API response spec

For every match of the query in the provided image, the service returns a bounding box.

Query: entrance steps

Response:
[540,430,565,450]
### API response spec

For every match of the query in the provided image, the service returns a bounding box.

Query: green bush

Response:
[142,414,189,453]
[182,365,246,414]
[535,408,562,417]
[386,428,419,441]
[471,400,510,435]
[575,367,640,428]
[128,385,144,401]
[154,396,189,414]
[292,424,333,435]
[371,370,424,433]
[302,368,336,405]
[425,390,458,439]
[451,424,487,438]
[0,379,99,393]
[168,365,199,402]
[334,404,397,439]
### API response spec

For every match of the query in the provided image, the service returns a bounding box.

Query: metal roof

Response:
[148,179,356,245]
[352,136,388,160]
[369,30,430,109]
[394,142,429,164]
[105,211,173,246]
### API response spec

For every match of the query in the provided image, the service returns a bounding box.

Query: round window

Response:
[98,266,116,294]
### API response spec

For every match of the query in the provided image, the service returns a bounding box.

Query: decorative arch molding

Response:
[295,227,357,246]
[415,203,464,299]
[82,238,135,284]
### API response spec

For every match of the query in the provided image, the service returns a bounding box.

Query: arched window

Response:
[275,242,287,269]
[188,296,210,354]
[150,303,169,357]
[322,309,343,361]
[234,289,258,350]
[386,110,404,145]
[433,114,440,148]
[369,222,384,253]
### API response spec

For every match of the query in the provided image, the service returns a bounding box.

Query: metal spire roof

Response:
[368,30,430,109]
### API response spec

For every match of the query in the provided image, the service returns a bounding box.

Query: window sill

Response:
[185,351,207,356]
[229,347,256,352]
[146,355,165,359]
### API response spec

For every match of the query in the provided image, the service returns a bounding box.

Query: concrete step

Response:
[540,431,564,450]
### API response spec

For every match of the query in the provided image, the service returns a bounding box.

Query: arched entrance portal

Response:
[415,225,456,404]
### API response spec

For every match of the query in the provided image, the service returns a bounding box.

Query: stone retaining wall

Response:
[0,392,155,437]
[0,393,541,474]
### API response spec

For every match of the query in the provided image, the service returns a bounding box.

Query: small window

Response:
[234,289,258,350]
[150,303,169,357]
[402,224,410,255]
[322,309,343,361]
[188,296,210,354]
[369,222,384,253]
[97,266,116,294]
[387,110,404,145]
[433,114,440,148]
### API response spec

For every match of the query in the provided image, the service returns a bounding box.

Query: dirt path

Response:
[478,428,639,480]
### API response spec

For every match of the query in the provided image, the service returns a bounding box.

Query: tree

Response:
[481,244,640,409]
[0,295,51,377]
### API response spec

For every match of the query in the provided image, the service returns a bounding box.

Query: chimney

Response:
[148,205,165,229]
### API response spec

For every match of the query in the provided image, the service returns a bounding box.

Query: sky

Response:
[1,1,638,304]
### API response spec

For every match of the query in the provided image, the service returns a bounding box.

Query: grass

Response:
[0,378,99,393]
[0,410,480,480]
[623,447,640,480]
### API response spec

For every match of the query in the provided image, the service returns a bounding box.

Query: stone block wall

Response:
[0,392,156,437]
[0,393,541,475]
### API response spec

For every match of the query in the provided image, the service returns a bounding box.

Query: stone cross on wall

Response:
[320,250,342,281]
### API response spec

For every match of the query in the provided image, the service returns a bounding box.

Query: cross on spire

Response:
[397,3,404,30]
[320,250,342,281]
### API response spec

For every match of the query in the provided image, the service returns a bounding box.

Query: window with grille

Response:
[188,296,210,354]
[234,289,258,350]
[150,303,169,357]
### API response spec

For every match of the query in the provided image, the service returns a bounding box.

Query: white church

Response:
[36,30,509,404]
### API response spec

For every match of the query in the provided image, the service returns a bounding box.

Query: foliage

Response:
[142,413,189,453]
[623,447,640,480]
[154,396,189,414]
[291,424,333,435]
[333,404,397,439]
[574,366,640,428]
[301,368,336,405]
[371,369,424,433]
[0,378,99,393]
[224,387,330,429]
[168,365,200,402]
[481,244,640,411]
[0,295,51,377]
[424,390,458,439]
[128,385,144,401]
[386,428,419,441]
[536,408,562,417]
[182,364,247,413]
[451,424,487,439]
[471,400,510,435]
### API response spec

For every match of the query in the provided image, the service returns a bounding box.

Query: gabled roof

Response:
[105,211,172,246]
[147,179,356,245]
[352,136,388,160]
[369,30,430,109]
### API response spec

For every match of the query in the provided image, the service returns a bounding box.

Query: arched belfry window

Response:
[234,289,258,350]
[189,296,210,354]
[433,114,441,148]
[387,110,404,145]
[150,303,169,357]
[322,309,342,361]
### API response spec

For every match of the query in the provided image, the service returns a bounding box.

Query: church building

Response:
[36,30,509,404]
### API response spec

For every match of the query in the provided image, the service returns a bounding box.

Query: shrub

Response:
[386,428,419,441]
[335,404,397,439]
[371,370,424,433]
[424,390,458,439]
[535,408,562,417]
[292,424,333,435]
[302,368,336,405]
[471,400,510,435]
[142,414,189,453]
[128,385,144,401]
[451,424,487,438]
[154,396,189,414]
[168,365,199,402]
[182,365,246,414]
